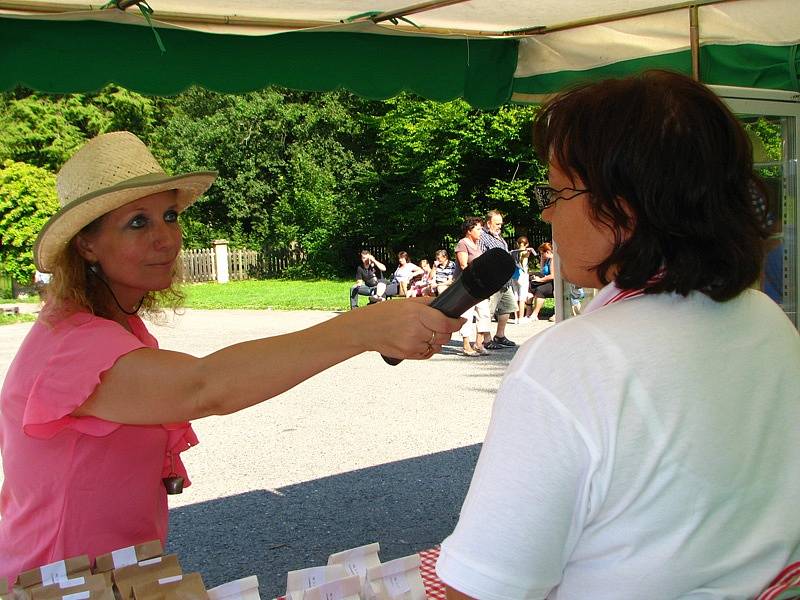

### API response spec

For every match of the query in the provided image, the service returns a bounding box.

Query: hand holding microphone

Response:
[382,247,516,365]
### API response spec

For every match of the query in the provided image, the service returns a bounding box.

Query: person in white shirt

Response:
[437,69,800,600]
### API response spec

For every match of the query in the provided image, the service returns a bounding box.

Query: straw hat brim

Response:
[34,171,217,273]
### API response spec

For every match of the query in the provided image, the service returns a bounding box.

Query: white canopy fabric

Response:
[1,0,798,106]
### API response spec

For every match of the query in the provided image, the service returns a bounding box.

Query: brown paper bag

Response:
[31,575,107,600]
[94,540,164,588]
[366,555,426,600]
[131,572,207,600]
[112,555,182,600]
[206,576,260,600]
[17,557,93,589]
[94,541,164,574]
[32,588,113,600]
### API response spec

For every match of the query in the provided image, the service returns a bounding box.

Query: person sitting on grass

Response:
[528,242,555,321]
[433,249,456,296]
[406,258,435,297]
[350,250,392,309]
[392,251,425,297]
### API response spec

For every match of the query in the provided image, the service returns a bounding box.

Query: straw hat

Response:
[34,131,217,272]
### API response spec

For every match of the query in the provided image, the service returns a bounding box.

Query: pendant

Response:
[163,451,184,494]
[162,474,185,495]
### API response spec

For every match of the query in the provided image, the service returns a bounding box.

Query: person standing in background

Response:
[510,236,535,323]
[454,218,490,356]
[480,210,517,349]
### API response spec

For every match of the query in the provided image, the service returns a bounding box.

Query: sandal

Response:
[462,349,480,356]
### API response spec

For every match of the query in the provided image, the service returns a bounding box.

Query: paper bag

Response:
[301,575,360,600]
[366,555,425,600]
[95,541,164,574]
[206,576,260,600]
[31,575,108,600]
[0,577,10,600]
[113,555,182,600]
[17,557,92,589]
[131,572,207,600]
[327,543,383,600]
[327,543,381,585]
[285,565,348,600]
[94,541,164,588]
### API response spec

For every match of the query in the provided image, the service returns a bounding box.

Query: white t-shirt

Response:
[437,287,800,600]
[393,262,421,284]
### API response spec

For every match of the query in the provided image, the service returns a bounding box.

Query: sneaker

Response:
[475,345,490,355]
[518,316,530,323]
[484,341,504,350]
[493,336,517,347]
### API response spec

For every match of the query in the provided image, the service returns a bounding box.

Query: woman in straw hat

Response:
[0,131,462,581]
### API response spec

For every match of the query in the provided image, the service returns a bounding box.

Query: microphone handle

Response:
[381,282,480,366]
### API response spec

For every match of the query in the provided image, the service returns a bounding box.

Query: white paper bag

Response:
[327,544,381,585]
[366,556,425,600]
[285,566,348,600]
[207,576,260,600]
[301,575,360,600]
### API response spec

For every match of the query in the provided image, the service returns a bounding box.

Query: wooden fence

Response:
[180,246,262,283]
[181,248,216,283]
[179,224,551,283]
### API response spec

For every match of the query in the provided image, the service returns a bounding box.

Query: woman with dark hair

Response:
[454,218,490,356]
[438,70,800,599]
[391,250,424,297]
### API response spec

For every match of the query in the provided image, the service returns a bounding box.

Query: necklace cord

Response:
[89,266,144,316]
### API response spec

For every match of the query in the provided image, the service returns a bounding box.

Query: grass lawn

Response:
[0,312,37,326]
[181,279,354,311]
[1,280,558,321]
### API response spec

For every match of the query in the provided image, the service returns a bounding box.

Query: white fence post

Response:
[213,240,230,284]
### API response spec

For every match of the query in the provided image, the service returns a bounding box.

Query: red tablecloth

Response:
[418,546,446,599]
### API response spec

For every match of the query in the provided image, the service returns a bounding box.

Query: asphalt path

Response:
[0,308,553,598]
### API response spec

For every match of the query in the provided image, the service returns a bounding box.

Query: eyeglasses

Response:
[533,186,590,211]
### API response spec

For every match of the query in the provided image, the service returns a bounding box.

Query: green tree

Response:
[370,95,545,256]
[0,160,58,282]
[0,86,159,171]
[153,88,381,275]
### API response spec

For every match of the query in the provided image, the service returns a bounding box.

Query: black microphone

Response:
[382,247,517,365]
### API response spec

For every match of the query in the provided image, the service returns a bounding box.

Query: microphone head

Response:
[461,247,517,300]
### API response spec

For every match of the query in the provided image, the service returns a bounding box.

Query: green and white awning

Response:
[1,0,798,107]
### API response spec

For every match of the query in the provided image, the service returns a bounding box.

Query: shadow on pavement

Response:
[167,444,481,598]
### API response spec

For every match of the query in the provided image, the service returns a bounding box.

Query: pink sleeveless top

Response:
[0,311,197,582]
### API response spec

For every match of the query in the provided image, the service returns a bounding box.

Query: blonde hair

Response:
[42,229,184,325]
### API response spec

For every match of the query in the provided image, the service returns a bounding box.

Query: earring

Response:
[88,263,99,274]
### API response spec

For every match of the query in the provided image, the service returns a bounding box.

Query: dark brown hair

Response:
[461,217,483,236]
[533,69,768,301]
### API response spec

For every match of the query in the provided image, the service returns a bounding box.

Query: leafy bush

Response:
[0,160,58,283]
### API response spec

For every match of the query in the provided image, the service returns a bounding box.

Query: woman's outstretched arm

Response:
[74,298,462,424]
